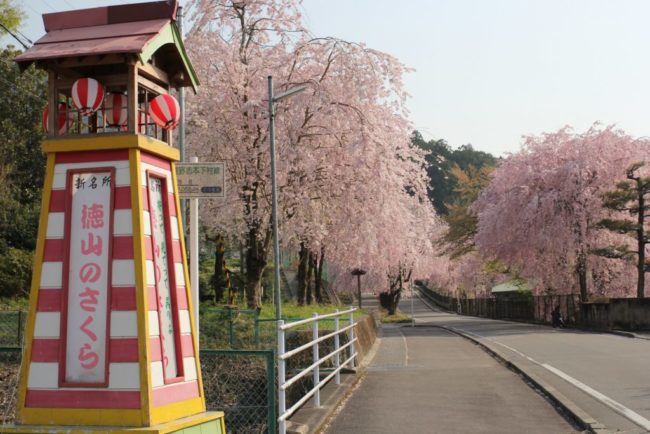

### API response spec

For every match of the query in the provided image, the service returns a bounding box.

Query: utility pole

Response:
[267,76,306,321]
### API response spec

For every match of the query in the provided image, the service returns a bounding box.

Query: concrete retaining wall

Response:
[583,298,650,331]
[354,314,377,362]
[419,282,650,332]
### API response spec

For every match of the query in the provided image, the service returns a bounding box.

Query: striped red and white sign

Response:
[71,78,105,115]
[149,94,180,130]
[104,93,128,127]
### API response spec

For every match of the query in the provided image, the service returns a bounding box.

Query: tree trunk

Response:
[379,289,401,315]
[379,265,412,315]
[212,233,226,303]
[314,247,324,303]
[576,251,588,302]
[306,251,315,305]
[239,240,245,288]
[297,243,308,305]
[244,226,270,311]
[380,270,400,315]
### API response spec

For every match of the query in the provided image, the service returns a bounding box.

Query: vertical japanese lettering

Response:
[65,171,112,384]
[148,176,179,379]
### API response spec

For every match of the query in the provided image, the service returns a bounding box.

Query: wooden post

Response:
[48,70,57,136]
[127,61,138,134]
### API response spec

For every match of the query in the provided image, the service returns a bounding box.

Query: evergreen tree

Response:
[594,162,650,298]
[0,44,46,297]
[412,131,496,215]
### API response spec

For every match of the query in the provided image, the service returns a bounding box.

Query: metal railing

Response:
[277,307,358,434]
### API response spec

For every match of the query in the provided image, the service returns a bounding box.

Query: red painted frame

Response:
[145,169,185,384]
[59,167,116,388]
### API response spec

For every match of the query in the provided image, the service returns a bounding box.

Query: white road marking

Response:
[489,340,540,365]
[449,323,650,432]
[542,363,650,431]
[401,328,409,367]
[412,290,650,431]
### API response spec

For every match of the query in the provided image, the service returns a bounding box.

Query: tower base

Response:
[1,411,225,434]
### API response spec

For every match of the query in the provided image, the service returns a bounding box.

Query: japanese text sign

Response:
[176,162,225,198]
[148,175,179,379]
[65,171,112,384]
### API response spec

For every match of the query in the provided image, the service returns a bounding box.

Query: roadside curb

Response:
[414,290,610,434]
[435,324,609,434]
[286,369,367,434]
[609,330,650,340]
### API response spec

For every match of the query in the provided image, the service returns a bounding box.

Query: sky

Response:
[5,0,650,156]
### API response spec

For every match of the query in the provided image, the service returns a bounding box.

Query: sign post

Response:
[176,159,225,344]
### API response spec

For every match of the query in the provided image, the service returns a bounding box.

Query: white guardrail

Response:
[277,307,358,434]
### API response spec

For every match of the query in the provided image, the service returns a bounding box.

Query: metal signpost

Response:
[177,159,225,340]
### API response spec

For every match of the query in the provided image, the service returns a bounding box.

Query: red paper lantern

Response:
[42,103,70,135]
[71,77,105,115]
[104,93,128,127]
[148,94,180,130]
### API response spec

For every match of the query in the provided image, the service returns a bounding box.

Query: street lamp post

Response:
[267,76,306,322]
[268,77,306,434]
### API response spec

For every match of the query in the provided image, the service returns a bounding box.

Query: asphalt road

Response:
[324,295,580,434]
[412,292,650,433]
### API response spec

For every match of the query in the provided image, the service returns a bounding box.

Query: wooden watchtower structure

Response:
[6,1,225,432]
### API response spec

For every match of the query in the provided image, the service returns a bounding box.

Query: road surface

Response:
[413,291,650,433]
[324,295,580,434]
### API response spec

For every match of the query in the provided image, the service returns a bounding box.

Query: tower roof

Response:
[14,0,198,91]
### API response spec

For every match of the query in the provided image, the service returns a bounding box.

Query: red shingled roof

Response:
[15,1,178,65]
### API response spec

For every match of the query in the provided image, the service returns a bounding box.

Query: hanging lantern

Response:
[104,93,128,127]
[148,94,180,130]
[42,103,70,135]
[71,77,105,115]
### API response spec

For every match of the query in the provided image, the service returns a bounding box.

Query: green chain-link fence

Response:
[0,310,355,433]
[202,349,275,434]
[0,311,25,347]
[0,347,276,433]
[0,348,21,424]
[200,308,329,351]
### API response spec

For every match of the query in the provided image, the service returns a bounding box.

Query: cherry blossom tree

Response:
[474,125,648,299]
[185,0,439,309]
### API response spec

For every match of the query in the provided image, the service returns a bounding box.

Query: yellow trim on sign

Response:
[130,148,153,423]
[16,153,55,424]
[18,408,143,426]
[149,397,205,425]
[42,134,137,152]
[144,410,223,433]
[1,411,224,434]
[170,161,207,408]
[41,134,180,161]
[137,135,180,161]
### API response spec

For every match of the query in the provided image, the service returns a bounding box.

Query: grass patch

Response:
[198,299,367,350]
[0,297,28,311]
[258,301,365,320]
[379,310,412,324]
[201,298,365,320]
